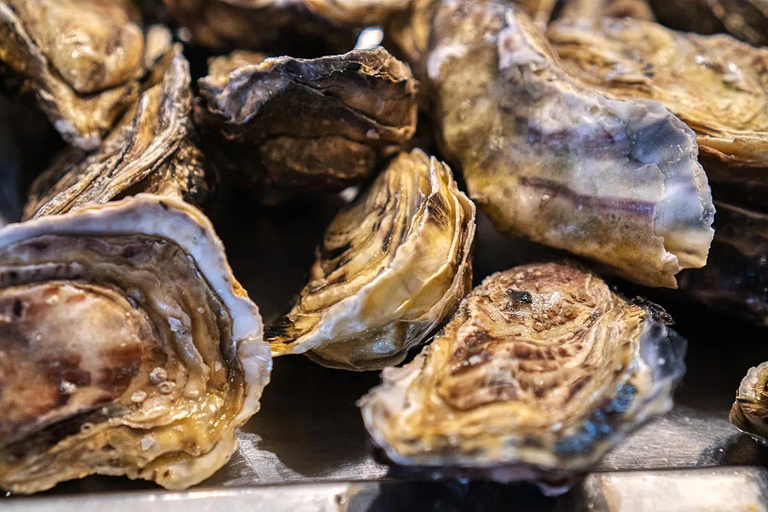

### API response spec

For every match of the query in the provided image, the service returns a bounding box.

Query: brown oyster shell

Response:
[731,362,768,442]
[678,201,768,326]
[0,194,271,493]
[647,0,768,47]
[0,1,158,150]
[266,149,476,371]
[429,0,714,288]
[23,45,212,220]
[359,262,687,493]
[197,47,417,203]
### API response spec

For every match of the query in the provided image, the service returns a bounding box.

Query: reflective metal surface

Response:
[3,191,768,509]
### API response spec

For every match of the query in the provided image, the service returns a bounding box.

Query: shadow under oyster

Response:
[196,47,417,203]
[0,194,271,494]
[359,262,687,494]
[23,45,212,220]
[428,0,715,288]
[266,149,476,371]
[0,1,164,150]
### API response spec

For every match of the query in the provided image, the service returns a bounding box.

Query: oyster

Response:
[647,0,768,47]
[731,362,768,442]
[23,45,211,220]
[266,149,476,371]
[429,0,715,288]
[0,194,271,493]
[678,202,768,326]
[197,47,417,203]
[548,15,768,170]
[162,0,408,52]
[0,1,162,150]
[359,262,687,493]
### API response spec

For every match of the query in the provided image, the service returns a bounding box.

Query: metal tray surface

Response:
[4,193,768,511]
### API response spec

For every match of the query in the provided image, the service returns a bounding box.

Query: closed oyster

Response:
[647,0,768,47]
[197,47,417,203]
[359,262,686,493]
[678,202,768,326]
[23,45,211,220]
[266,149,476,371]
[0,1,159,150]
[731,362,768,442]
[0,194,271,493]
[548,15,768,170]
[429,0,714,288]
[162,0,408,52]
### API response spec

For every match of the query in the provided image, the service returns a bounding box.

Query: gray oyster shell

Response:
[359,262,687,493]
[731,362,768,442]
[428,0,715,288]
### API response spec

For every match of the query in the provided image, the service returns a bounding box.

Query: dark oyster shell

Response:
[0,0,157,150]
[428,0,714,288]
[266,149,476,371]
[162,0,409,53]
[197,47,417,203]
[647,0,768,47]
[678,202,768,326]
[0,194,271,494]
[23,46,212,220]
[359,262,686,494]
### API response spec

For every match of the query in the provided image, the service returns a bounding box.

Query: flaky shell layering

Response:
[360,262,686,493]
[429,0,715,288]
[23,45,211,220]
[0,194,271,494]
[267,149,476,371]
[197,47,417,202]
[731,362,768,442]
[0,0,160,150]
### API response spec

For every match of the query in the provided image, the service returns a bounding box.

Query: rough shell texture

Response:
[678,202,768,326]
[197,47,417,202]
[548,16,768,169]
[23,45,212,220]
[266,149,476,371]
[0,0,152,150]
[429,0,715,288]
[162,0,408,52]
[359,262,686,493]
[0,194,271,494]
[731,362,768,442]
[647,0,768,47]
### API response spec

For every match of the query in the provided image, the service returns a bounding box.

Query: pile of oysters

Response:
[0,0,765,496]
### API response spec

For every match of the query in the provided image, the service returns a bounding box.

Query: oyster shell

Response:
[647,0,768,47]
[678,202,768,326]
[0,194,271,493]
[731,362,768,442]
[266,149,476,371]
[162,0,408,52]
[429,0,715,288]
[359,262,687,493]
[548,15,768,170]
[0,1,161,150]
[197,47,417,203]
[23,45,211,220]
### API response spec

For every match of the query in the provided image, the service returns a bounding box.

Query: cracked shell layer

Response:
[731,362,768,442]
[647,0,768,47]
[0,1,160,150]
[359,262,687,493]
[0,194,271,494]
[197,47,417,203]
[266,149,476,371]
[162,0,408,52]
[429,0,714,288]
[23,45,212,220]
